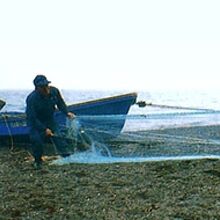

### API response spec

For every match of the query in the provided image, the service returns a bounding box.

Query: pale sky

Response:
[0,0,220,91]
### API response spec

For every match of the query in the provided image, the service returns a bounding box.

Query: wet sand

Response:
[1,125,220,219]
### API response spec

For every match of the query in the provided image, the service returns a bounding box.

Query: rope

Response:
[136,101,216,112]
[50,136,59,155]
[2,114,14,150]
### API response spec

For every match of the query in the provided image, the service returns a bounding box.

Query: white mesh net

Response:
[53,111,220,165]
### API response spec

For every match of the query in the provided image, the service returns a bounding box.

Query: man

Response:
[26,75,75,169]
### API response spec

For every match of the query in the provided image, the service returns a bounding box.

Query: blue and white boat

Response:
[0,92,137,144]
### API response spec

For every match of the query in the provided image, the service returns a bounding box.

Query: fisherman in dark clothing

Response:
[26,75,75,169]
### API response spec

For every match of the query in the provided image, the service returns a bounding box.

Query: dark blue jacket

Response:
[26,86,68,132]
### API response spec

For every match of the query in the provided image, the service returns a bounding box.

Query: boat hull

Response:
[0,93,137,144]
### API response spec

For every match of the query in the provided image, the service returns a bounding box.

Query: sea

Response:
[1,89,220,130]
[1,89,220,164]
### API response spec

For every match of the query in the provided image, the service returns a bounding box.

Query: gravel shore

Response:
[1,125,220,219]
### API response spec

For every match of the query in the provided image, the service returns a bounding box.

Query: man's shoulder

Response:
[50,86,59,91]
[26,90,38,102]
[50,86,60,95]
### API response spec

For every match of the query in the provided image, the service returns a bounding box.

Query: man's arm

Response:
[26,96,47,131]
[56,89,75,119]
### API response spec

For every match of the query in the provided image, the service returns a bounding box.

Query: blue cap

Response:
[33,75,51,87]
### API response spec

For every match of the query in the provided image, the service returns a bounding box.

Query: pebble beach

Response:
[1,125,220,219]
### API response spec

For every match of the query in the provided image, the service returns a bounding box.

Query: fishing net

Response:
[52,110,220,164]
[2,104,220,164]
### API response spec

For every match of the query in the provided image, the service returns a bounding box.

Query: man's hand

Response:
[67,112,76,119]
[45,128,54,137]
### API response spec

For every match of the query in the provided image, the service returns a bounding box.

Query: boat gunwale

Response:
[67,92,137,108]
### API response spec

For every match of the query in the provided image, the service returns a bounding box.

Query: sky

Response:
[0,0,220,91]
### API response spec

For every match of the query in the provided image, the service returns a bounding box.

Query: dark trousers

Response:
[29,130,45,163]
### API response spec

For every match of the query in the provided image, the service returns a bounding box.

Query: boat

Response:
[0,92,137,145]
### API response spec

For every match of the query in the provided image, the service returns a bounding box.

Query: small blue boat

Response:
[0,92,137,144]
